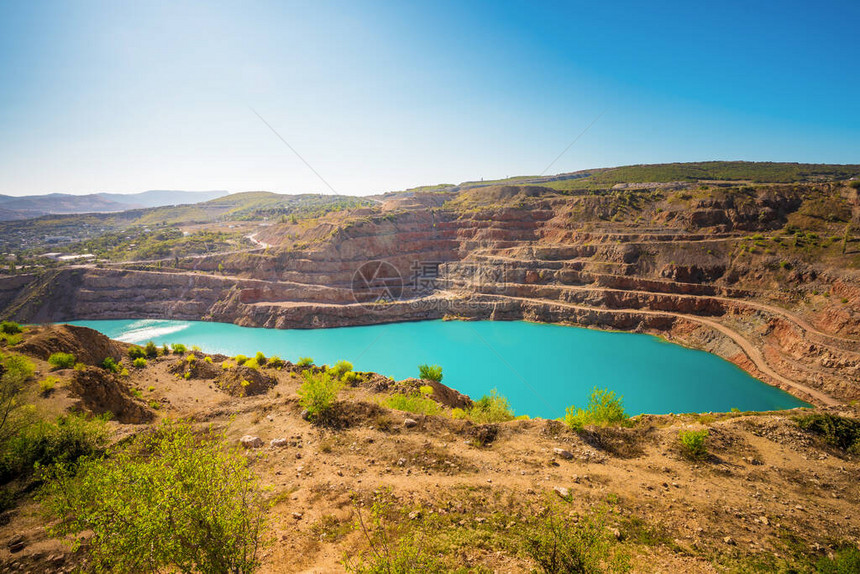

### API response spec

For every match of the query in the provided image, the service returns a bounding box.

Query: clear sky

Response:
[1,0,858,197]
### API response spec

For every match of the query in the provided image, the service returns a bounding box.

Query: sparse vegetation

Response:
[47,352,76,370]
[144,340,158,358]
[521,504,631,574]
[132,357,147,368]
[39,421,267,573]
[329,360,354,380]
[564,388,629,432]
[297,357,314,367]
[467,389,514,423]
[418,364,443,383]
[38,376,59,395]
[0,321,22,335]
[796,413,860,455]
[171,343,187,355]
[128,346,146,360]
[678,429,709,459]
[298,370,342,421]
[384,393,440,416]
[101,357,121,373]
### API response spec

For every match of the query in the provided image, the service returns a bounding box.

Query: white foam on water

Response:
[114,320,191,343]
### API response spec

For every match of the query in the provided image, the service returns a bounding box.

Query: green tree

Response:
[40,421,267,573]
[418,364,443,383]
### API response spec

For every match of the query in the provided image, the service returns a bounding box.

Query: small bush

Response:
[254,351,267,366]
[418,364,443,383]
[342,371,360,386]
[797,413,860,454]
[297,357,314,367]
[234,354,248,365]
[144,341,158,358]
[521,504,631,574]
[38,421,266,573]
[204,356,212,363]
[161,344,170,356]
[38,376,59,395]
[468,389,514,423]
[329,360,353,380]
[101,357,120,373]
[678,429,709,459]
[384,393,440,416]
[221,361,234,370]
[48,352,76,370]
[0,321,22,335]
[132,357,147,369]
[171,343,187,355]
[244,358,260,370]
[564,388,629,432]
[298,370,342,421]
[2,413,107,479]
[185,354,196,363]
[267,356,285,369]
[128,346,146,360]
[419,385,433,396]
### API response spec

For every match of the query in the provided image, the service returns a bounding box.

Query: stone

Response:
[270,438,289,448]
[292,512,303,520]
[301,409,311,421]
[404,418,418,428]
[7,534,25,553]
[240,435,263,449]
[553,448,574,460]
[723,536,736,545]
[408,510,422,520]
[553,486,571,499]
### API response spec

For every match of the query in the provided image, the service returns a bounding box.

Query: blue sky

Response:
[1,0,858,196]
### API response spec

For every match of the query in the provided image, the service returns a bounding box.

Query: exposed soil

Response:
[0,326,857,573]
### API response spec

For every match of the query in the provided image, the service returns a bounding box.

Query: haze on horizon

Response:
[1,0,858,198]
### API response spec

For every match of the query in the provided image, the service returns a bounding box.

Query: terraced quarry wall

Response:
[2,183,858,406]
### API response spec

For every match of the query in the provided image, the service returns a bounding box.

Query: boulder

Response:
[270,438,289,448]
[240,435,263,449]
[553,448,574,460]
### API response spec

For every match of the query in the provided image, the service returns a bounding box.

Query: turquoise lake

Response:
[67,319,810,419]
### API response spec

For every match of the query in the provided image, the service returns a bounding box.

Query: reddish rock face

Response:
[1,181,858,405]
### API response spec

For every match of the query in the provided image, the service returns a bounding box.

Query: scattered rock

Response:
[723,536,736,545]
[408,510,422,520]
[404,418,418,428]
[301,409,311,421]
[292,512,303,520]
[553,486,571,500]
[240,435,263,449]
[6,534,25,553]
[270,438,288,448]
[553,448,574,460]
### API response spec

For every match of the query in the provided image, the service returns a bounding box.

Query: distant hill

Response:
[0,190,228,221]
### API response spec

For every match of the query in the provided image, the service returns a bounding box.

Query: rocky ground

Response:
[0,325,858,573]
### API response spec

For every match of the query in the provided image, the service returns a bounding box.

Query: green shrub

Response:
[127,346,146,360]
[419,385,433,396]
[563,388,629,432]
[101,357,121,373]
[48,352,76,370]
[171,343,187,355]
[342,371,360,385]
[521,505,630,574]
[344,492,446,574]
[38,376,59,395]
[161,344,170,356]
[204,356,213,363]
[384,393,440,416]
[297,357,314,367]
[298,370,342,421]
[329,360,353,380]
[796,413,860,454]
[243,358,259,370]
[254,351,267,366]
[0,353,36,441]
[2,413,107,479]
[0,322,22,335]
[468,389,514,423]
[234,354,248,365]
[678,429,709,459]
[418,364,443,383]
[132,357,147,369]
[267,356,285,369]
[144,341,158,358]
[39,421,267,573]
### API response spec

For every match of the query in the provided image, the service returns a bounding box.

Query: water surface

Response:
[68,319,809,418]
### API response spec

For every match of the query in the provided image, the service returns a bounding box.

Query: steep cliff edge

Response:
[1,181,858,405]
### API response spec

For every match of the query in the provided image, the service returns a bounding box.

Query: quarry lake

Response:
[68,319,809,418]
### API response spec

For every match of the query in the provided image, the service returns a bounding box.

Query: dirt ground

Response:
[0,331,858,573]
